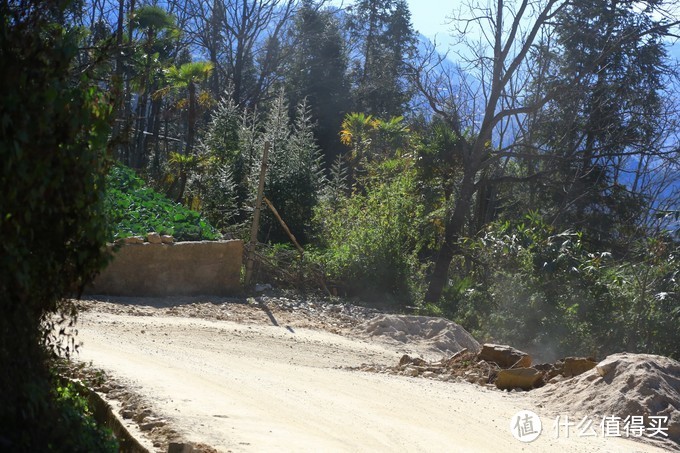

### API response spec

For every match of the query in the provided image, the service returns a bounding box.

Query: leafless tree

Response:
[410,0,568,303]
[183,0,301,108]
[413,0,680,303]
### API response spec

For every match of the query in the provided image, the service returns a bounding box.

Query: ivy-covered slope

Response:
[105,165,220,241]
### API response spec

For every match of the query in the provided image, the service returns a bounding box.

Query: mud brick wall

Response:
[88,240,243,296]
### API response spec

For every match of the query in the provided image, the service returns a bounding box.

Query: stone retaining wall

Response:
[88,240,243,296]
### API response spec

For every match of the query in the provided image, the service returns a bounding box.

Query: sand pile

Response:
[352,314,480,358]
[534,352,680,449]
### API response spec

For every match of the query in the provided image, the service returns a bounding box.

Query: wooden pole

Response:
[244,141,270,287]
[263,196,304,257]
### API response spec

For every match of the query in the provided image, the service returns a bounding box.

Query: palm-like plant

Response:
[129,6,178,168]
[339,112,375,151]
[165,61,214,156]
[131,5,176,41]
[373,115,409,157]
[340,113,411,186]
[340,112,375,186]
[168,151,206,203]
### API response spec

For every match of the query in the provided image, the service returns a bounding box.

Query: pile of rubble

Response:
[356,343,598,391]
[76,294,384,333]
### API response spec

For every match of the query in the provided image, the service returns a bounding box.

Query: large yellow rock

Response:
[562,357,597,377]
[495,368,543,390]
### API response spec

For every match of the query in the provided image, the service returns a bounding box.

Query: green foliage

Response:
[53,381,118,452]
[347,0,417,117]
[284,0,350,167]
[188,158,240,232]
[321,154,349,208]
[464,215,600,357]
[524,0,670,252]
[132,5,177,33]
[442,214,680,360]
[197,93,252,230]
[105,164,220,241]
[313,158,426,299]
[166,61,214,90]
[0,1,115,448]
[199,89,326,242]
[247,91,325,244]
[605,238,680,356]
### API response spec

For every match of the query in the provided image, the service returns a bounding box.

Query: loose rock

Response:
[495,368,543,391]
[478,344,532,369]
[562,357,597,377]
[147,232,162,244]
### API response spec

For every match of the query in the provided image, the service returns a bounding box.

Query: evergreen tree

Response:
[528,0,672,253]
[347,0,416,117]
[283,0,351,168]
[256,90,324,243]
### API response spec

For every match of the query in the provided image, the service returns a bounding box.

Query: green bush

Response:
[105,164,220,241]
[448,214,680,360]
[0,1,117,448]
[313,158,426,300]
[52,381,118,452]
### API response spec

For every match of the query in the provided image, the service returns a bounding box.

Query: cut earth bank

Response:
[70,296,680,452]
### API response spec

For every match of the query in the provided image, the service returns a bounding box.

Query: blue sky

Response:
[405,0,457,43]
[404,0,680,59]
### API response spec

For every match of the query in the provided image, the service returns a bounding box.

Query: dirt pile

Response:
[352,314,481,358]
[535,352,680,449]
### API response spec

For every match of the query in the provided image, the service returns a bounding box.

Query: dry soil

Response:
[71,296,669,452]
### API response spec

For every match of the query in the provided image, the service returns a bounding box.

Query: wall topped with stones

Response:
[87,239,243,296]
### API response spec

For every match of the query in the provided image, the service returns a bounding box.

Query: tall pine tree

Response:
[283,0,351,169]
[527,0,673,252]
[347,0,416,117]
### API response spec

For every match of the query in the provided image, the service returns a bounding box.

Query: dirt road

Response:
[74,302,665,452]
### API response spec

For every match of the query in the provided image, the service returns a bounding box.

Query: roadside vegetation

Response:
[106,164,220,241]
[0,1,118,449]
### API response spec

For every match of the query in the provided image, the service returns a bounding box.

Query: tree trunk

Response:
[110,0,125,161]
[176,167,187,204]
[186,82,196,155]
[423,167,479,304]
[145,84,162,174]
[133,76,149,169]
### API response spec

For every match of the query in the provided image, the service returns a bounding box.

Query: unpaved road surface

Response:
[74,298,666,452]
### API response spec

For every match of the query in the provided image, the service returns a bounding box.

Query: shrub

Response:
[313,158,426,300]
[52,380,118,452]
[450,214,680,360]
[105,164,220,241]
[0,1,116,448]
